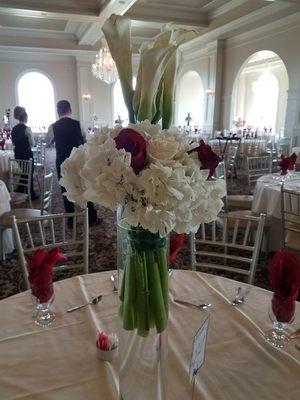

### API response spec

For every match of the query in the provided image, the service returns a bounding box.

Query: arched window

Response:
[231,50,288,133]
[176,71,204,128]
[17,71,56,132]
[113,78,136,125]
[250,72,279,129]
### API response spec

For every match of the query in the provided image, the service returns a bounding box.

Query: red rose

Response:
[190,140,221,178]
[115,128,147,174]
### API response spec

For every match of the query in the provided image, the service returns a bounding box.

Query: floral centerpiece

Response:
[59,14,225,400]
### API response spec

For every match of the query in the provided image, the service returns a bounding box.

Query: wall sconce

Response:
[205,88,215,96]
[82,93,91,101]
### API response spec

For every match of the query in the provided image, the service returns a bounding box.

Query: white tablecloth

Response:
[252,172,300,250]
[0,180,14,255]
[0,271,299,399]
[0,150,13,185]
[209,139,267,157]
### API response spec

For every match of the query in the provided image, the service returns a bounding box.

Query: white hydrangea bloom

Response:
[59,145,87,207]
[81,137,136,211]
[60,122,225,236]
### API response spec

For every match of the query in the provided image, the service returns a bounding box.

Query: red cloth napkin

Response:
[269,251,300,322]
[169,233,184,264]
[26,247,67,303]
[0,138,5,150]
[190,140,221,178]
[279,153,297,175]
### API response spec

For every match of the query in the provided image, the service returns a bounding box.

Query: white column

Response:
[202,40,224,134]
[284,88,300,143]
[75,55,93,130]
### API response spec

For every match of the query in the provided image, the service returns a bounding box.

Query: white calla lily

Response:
[102,14,135,123]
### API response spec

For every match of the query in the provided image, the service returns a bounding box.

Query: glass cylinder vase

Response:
[117,208,169,400]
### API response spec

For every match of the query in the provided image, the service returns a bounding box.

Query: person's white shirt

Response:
[45,116,86,146]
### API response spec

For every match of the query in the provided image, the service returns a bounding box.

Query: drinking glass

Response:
[31,282,55,327]
[266,296,295,348]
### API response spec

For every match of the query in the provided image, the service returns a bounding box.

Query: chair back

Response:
[278,137,292,157]
[214,161,227,210]
[12,209,89,290]
[246,156,272,193]
[40,172,53,215]
[190,212,266,284]
[281,185,300,252]
[243,139,267,157]
[9,158,32,195]
[33,142,46,165]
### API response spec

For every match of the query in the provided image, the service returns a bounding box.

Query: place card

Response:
[189,315,210,383]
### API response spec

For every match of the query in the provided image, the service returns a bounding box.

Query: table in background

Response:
[252,172,300,251]
[0,180,14,256]
[0,270,299,400]
[0,150,13,185]
[292,147,300,170]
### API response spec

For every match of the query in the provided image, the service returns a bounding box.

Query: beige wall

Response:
[0,52,79,127]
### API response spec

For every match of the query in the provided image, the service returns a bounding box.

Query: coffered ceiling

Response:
[0,0,299,55]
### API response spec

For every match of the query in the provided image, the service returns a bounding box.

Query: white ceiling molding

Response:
[0,1,99,16]
[127,2,209,26]
[225,9,300,48]
[0,7,100,23]
[78,0,139,46]
[209,0,250,19]
[180,1,294,57]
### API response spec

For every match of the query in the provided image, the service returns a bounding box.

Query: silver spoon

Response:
[66,295,102,313]
[110,273,118,291]
[174,299,212,310]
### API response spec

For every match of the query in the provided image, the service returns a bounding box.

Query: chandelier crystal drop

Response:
[92,47,118,84]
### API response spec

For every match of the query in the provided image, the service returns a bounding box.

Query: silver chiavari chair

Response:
[0,173,53,261]
[12,209,89,289]
[281,185,300,253]
[246,156,272,194]
[190,212,266,284]
[9,158,33,208]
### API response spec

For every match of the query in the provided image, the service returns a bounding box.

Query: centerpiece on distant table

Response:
[60,14,225,400]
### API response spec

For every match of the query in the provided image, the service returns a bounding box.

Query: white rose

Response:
[148,134,180,161]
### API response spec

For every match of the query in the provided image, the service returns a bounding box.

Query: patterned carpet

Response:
[0,149,272,300]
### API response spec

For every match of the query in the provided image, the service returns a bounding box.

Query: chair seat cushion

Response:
[227,195,253,210]
[10,192,28,205]
[0,209,44,227]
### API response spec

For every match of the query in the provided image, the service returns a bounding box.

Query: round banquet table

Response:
[0,270,299,400]
[0,150,14,185]
[252,172,300,251]
[0,179,14,256]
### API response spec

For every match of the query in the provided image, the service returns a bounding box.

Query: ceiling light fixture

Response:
[92,45,118,84]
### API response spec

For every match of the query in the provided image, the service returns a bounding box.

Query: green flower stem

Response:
[158,247,169,314]
[120,237,168,337]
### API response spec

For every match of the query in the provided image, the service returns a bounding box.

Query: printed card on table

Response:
[189,315,210,383]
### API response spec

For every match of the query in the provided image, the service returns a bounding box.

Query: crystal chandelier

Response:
[92,46,118,84]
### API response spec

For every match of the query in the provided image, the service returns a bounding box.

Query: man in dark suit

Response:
[46,100,99,225]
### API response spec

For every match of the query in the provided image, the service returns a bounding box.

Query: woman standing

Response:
[11,106,37,200]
